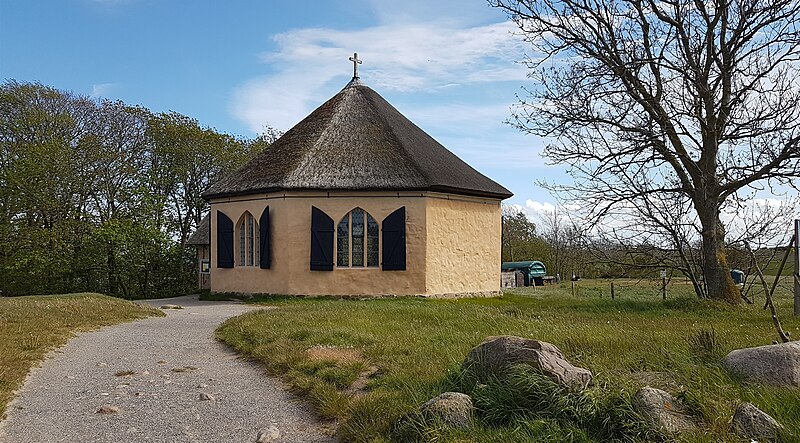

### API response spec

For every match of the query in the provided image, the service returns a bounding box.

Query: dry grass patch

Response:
[307,346,365,364]
[0,293,162,419]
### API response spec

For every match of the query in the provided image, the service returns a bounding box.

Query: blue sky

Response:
[0,0,562,214]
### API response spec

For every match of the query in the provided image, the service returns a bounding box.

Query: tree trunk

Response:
[106,243,118,296]
[697,200,739,303]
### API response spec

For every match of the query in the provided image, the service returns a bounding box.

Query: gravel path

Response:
[0,295,335,443]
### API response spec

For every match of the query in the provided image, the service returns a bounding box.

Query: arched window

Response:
[236,212,259,267]
[337,208,379,267]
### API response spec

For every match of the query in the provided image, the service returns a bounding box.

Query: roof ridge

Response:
[353,85,434,186]
[282,87,353,185]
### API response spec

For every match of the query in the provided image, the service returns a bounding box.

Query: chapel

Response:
[199,56,512,297]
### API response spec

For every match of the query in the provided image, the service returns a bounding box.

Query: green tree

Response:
[0,80,265,297]
[502,205,550,263]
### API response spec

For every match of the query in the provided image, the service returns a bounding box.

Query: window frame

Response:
[236,211,260,267]
[336,208,379,269]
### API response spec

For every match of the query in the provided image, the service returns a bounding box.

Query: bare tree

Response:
[493,0,800,302]
[536,206,588,279]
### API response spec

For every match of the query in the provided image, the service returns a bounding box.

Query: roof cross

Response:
[349,52,362,79]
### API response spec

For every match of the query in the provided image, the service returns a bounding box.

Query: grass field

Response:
[0,293,162,418]
[216,278,800,442]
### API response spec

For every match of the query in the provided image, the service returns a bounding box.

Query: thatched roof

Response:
[185,214,210,246]
[203,79,512,200]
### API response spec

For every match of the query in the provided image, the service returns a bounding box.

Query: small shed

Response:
[501,261,547,286]
[186,214,211,290]
[730,269,745,287]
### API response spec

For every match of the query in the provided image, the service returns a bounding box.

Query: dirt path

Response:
[0,295,334,443]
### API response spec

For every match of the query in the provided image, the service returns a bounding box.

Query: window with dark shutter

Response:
[310,206,334,271]
[381,206,406,271]
[216,211,234,268]
[259,206,271,269]
[336,208,379,268]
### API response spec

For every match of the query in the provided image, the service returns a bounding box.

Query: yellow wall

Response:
[424,195,502,296]
[209,191,427,296]
[209,191,501,297]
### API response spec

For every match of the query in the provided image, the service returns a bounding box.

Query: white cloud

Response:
[230,20,528,133]
[90,83,116,98]
[525,199,556,214]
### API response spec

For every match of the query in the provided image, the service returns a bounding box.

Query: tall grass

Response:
[0,293,162,418]
[216,280,800,442]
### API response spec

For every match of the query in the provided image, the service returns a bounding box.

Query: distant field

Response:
[760,253,797,276]
[0,293,162,418]
[216,280,800,442]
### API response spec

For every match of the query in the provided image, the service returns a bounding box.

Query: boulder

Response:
[732,402,783,441]
[463,336,592,390]
[633,386,694,433]
[722,341,800,387]
[417,392,473,429]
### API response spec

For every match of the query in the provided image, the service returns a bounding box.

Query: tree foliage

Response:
[493,0,800,302]
[0,80,267,297]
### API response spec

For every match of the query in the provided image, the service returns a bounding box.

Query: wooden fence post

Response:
[611,281,615,300]
[794,219,799,316]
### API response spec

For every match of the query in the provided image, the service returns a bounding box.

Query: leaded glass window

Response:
[337,217,349,267]
[367,216,379,267]
[239,219,246,265]
[336,208,379,268]
[236,212,259,267]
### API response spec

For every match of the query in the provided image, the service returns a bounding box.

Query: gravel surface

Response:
[0,295,335,443]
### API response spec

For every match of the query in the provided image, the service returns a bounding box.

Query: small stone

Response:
[732,402,784,441]
[96,404,119,414]
[197,383,208,389]
[633,386,694,433]
[66,375,75,380]
[199,392,215,401]
[96,362,107,367]
[141,370,150,376]
[100,392,109,396]
[255,426,280,443]
[417,392,473,429]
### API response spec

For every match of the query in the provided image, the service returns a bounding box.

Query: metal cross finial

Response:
[349,52,362,78]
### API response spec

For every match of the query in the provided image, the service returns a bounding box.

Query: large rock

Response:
[633,386,694,433]
[722,341,800,387]
[731,402,784,441]
[417,392,473,429]
[463,336,592,390]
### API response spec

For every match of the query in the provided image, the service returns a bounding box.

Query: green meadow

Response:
[216,279,800,442]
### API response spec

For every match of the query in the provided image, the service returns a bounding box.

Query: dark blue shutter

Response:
[216,211,234,268]
[310,206,334,271]
[259,206,271,269]
[382,206,406,271]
